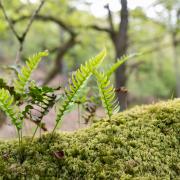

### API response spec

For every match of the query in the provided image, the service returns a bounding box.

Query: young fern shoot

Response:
[93,70,119,120]
[14,51,48,94]
[53,49,106,132]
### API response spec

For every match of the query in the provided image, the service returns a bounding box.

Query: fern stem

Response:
[100,84,112,119]
[40,126,42,138]
[20,129,23,144]
[52,49,106,133]
[18,130,21,147]
[77,104,81,128]
[31,125,39,141]
[52,122,59,134]
[53,81,84,133]
[93,70,119,119]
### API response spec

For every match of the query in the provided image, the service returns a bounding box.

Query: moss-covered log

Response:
[0,99,180,179]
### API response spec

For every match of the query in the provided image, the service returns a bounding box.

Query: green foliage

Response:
[106,53,141,78]
[0,49,131,142]
[0,88,22,130]
[94,70,119,119]
[14,51,48,94]
[0,79,7,88]
[0,78,20,100]
[23,86,57,131]
[54,49,106,130]
[0,51,50,143]
[0,99,179,179]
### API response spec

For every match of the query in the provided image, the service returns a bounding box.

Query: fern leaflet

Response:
[93,70,119,119]
[14,51,48,94]
[106,53,140,78]
[0,88,22,130]
[53,49,106,131]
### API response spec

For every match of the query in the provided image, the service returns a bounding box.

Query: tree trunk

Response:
[115,51,127,111]
[114,0,128,111]
[172,33,180,97]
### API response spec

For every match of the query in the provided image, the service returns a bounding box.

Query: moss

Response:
[0,99,180,179]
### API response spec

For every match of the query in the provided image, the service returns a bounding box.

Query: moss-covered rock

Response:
[0,99,180,179]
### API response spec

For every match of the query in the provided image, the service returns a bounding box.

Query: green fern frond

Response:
[93,70,119,119]
[14,51,48,94]
[0,88,22,130]
[53,49,106,130]
[106,53,140,78]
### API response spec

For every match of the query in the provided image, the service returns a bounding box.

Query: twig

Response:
[104,4,115,33]
[12,14,75,36]
[0,0,46,63]
[20,0,45,46]
[89,25,111,33]
[0,0,21,41]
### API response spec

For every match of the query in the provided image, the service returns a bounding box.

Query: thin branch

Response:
[0,0,21,41]
[89,4,116,40]
[12,14,75,36]
[104,4,115,33]
[89,25,111,33]
[0,0,46,62]
[20,0,45,48]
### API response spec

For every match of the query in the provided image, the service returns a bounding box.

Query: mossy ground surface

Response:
[0,99,180,179]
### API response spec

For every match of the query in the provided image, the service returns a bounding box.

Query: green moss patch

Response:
[0,99,180,179]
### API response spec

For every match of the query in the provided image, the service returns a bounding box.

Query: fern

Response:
[53,49,106,131]
[0,88,22,130]
[23,86,56,128]
[106,53,140,78]
[14,51,48,94]
[93,70,119,119]
[0,49,141,142]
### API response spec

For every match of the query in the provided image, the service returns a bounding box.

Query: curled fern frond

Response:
[54,49,106,130]
[106,53,140,78]
[14,51,48,94]
[93,70,119,119]
[0,88,22,130]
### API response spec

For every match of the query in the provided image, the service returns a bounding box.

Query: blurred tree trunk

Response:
[91,0,129,111]
[172,32,180,97]
[171,9,180,97]
[114,0,128,111]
